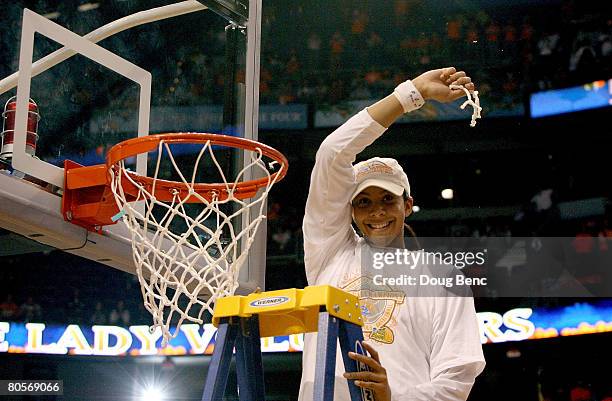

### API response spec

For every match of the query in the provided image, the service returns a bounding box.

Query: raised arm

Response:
[368,67,475,127]
[302,107,390,283]
[302,67,475,283]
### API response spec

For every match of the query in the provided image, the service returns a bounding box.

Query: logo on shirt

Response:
[249,296,290,308]
[342,276,405,344]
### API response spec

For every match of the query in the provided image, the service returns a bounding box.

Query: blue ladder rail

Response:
[201,311,370,401]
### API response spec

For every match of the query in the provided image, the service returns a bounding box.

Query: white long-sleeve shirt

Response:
[299,108,485,401]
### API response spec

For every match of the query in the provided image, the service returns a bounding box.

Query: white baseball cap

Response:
[351,157,411,202]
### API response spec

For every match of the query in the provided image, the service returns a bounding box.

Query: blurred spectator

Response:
[67,288,85,324]
[447,14,463,45]
[297,77,318,103]
[366,31,384,67]
[485,20,501,58]
[271,224,293,253]
[328,78,347,104]
[259,66,273,102]
[315,79,330,102]
[520,17,535,43]
[393,0,410,27]
[286,49,301,78]
[109,300,130,326]
[530,188,561,236]
[450,220,471,237]
[573,222,595,254]
[306,32,322,69]
[90,302,107,325]
[535,31,561,89]
[532,188,554,213]
[0,294,19,321]
[329,31,346,71]
[350,9,368,41]
[416,37,432,67]
[602,217,612,237]
[568,36,598,84]
[20,296,42,323]
[349,75,373,100]
[503,23,518,58]
[364,69,383,86]
[267,201,282,222]
[465,23,481,60]
[599,32,612,60]
[278,83,297,104]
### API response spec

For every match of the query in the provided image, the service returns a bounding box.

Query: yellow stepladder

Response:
[201,285,373,401]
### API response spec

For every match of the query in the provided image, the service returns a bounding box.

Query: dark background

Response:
[1,0,612,400]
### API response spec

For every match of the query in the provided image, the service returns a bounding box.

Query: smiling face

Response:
[351,186,413,247]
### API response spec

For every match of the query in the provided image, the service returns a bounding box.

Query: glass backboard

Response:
[0,0,265,295]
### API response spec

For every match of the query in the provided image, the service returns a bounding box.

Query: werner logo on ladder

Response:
[203,286,371,401]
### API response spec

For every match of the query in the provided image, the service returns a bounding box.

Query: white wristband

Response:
[393,80,425,113]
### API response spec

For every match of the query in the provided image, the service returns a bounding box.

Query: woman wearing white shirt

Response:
[299,67,485,401]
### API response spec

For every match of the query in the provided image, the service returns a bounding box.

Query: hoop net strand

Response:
[109,138,284,345]
[450,84,482,127]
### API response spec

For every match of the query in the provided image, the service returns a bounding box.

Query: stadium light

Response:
[441,188,454,200]
[140,387,164,401]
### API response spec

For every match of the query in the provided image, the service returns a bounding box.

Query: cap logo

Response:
[356,161,393,181]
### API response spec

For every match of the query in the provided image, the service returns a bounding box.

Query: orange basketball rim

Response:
[61,133,288,232]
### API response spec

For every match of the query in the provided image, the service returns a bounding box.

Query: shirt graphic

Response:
[342,276,405,344]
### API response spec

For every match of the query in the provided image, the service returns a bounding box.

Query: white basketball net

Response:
[450,84,482,127]
[109,138,284,344]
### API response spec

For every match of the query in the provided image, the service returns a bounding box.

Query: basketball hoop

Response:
[62,133,288,344]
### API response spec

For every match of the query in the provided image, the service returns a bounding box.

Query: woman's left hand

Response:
[343,341,392,401]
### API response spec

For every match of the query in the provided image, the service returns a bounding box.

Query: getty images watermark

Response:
[371,248,488,288]
[360,237,612,298]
